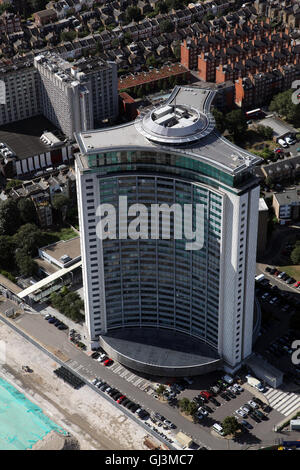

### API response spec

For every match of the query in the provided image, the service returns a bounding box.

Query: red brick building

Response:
[118,64,190,96]
[181,18,300,108]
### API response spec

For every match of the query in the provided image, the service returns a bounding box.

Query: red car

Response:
[117,395,126,404]
[200,390,212,400]
[103,358,113,366]
[293,281,300,288]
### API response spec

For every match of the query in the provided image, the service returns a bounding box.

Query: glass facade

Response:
[98,171,222,348]
[86,150,250,189]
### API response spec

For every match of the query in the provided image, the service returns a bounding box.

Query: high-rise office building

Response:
[75,86,262,376]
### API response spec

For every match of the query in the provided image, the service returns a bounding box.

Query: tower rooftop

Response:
[75,85,262,177]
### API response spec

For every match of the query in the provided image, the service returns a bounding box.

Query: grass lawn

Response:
[279,265,300,280]
[41,227,78,245]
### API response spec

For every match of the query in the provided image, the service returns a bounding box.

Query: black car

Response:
[91,352,100,359]
[125,401,134,409]
[220,393,230,401]
[226,390,236,399]
[241,420,253,430]
[210,397,220,406]
[249,412,260,422]
[252,397,264,407]
[122,399,130,407]
[58,323,67,330]
[112,392,122,400]
[269,268,277,275]
[265,266,272,273]
[54,319,62,327]
[131,404,140,413]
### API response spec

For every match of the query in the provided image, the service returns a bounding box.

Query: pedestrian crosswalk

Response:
[110,361,152,391]
[264,388,300,416]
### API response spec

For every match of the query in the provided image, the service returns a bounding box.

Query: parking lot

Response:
[3,300,299,449]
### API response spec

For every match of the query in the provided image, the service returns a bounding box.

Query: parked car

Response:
[236,408,247,418]
[233,384,243,393]
[198,407,208,416]
[241,420,253,430]
[117,395,126,404]
[248,400,258,409]
[103,358,113,366]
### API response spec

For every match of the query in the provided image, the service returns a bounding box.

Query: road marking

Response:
[134,378,143,386]
[276,394,299,412]
[271,393,288,407]
[126,374,136,382]
[120,371,129,378]
[280,397,300,416]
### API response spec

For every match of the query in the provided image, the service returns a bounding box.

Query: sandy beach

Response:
[0,320,154,450]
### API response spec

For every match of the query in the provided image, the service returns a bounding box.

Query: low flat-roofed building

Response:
[0,115,73,178]
[256,116,298,143]
[38,236,81,269]
[273,189,300,225]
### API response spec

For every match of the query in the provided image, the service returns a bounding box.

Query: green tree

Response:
[156,384,166,395]
[0,236,15,270]
[178,397,190,412]
[13,223,42,257]
[159,19,175,33]
[52,194,70,223]
[146,54,157,67]
[126,6,142,22]
[222,416,240,436]
[269,90,300,126]
[17,198,37,224]
[213,108,226,134]
[157,1,168,13]
[291,241,300,265]
[60,30,76,43]
[225,109,247,141]
[0,199,20,236]
[5,179,22,190]
[15,249,38,277]
[255,124,273,140]
[187,401,198,417]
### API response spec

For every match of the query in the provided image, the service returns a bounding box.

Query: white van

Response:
[213,423,224,436]
[278,138,288,148]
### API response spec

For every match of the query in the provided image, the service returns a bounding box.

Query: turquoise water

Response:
[0,377,67,450]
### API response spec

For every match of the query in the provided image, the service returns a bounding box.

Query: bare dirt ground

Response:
[0,321,151,450]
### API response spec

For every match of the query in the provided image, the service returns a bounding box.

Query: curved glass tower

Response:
[75,86,262,376]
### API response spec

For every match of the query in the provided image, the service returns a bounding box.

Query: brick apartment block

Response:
[181,18,300,108]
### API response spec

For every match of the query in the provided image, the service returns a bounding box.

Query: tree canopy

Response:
[17,198,37,225]
[0,199,21,236]
[269,90,300,126]
[225,109,248,140]
[15,249,38,277]
[13,223,43,257]
[291,241,300,265]
[222,416,240,436]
